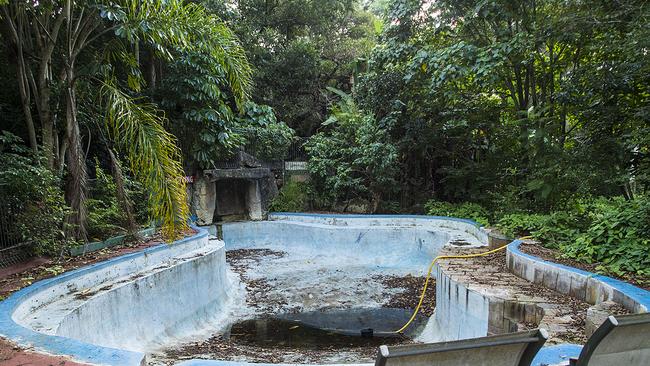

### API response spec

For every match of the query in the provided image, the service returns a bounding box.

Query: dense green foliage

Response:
[211,0,379,135]
[86,161,148,241]
[237,102,296,162]
[306,89,398,212]
[569,198,650,278]
[0,132,72,256]
[0,0,254,240]
[86,162,125,241]
[424,200,491,227]
[269,181,310,212]
[348,0,650,210]
[494,197,650,280]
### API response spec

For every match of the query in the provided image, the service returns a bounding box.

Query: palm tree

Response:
[1,0,252,239]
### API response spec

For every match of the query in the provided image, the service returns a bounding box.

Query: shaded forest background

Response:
[0,0,648,281]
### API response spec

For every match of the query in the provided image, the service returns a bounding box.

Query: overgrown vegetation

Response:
[0,0,254,240]
[424,201,491,227]
[1,0,648,283]
[0,132,72,256]
[426,196,650,282]
[306,89,398,212]
[300,0,649,281]
[269,181,310,212]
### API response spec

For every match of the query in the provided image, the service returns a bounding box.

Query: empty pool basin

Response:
[0,214,493,365]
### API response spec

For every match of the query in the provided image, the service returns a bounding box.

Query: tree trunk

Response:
[63,66,88,241]
[17,51,38,153]
[39,76,55,169]
[146,50,157,89]
[108,148,138,234]
[1,6,38,153]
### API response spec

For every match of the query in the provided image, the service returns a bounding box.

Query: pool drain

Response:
[360,328,374,338]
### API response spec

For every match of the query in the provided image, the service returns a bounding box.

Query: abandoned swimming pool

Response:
[0,213,648,365]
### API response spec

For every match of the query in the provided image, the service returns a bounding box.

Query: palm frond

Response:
[101,80,189,239]
[103,0,253,108]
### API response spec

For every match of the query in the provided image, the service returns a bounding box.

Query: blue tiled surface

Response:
[532,344,582,366]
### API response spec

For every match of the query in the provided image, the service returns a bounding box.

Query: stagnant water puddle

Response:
[225,308,427,349]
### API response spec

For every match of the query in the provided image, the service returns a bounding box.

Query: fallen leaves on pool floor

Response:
[162,333,385,364]
[158,250,429,364]
[373,274,436,316]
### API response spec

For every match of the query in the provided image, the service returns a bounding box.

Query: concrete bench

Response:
[570,313,650,366]
[374,329,548,366]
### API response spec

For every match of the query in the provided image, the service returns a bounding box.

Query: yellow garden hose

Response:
[394,236,533,334]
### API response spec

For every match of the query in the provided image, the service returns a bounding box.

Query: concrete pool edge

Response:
[269,212,483,226]
[0,225,210,366]
[268,212,489,244]
[507,240,650,313]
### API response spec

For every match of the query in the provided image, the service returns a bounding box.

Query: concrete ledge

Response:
[507,240,650,313]
[222,219,486,271]
[68,227,157,256]
[269,212,489,244]
[0,226,214,366]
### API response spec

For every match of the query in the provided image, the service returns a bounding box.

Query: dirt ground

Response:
[0,337,89,366]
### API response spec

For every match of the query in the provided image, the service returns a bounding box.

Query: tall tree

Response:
[210,0,378,135]
[0,0,252,239]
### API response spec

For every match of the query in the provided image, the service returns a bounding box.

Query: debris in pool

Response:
[226,318,404,349]
[450,239,471,246]
[225,308,426,350]
[375,274,436,316]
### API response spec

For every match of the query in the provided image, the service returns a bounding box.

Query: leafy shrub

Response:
[269,181,309,212]
[306,88,399,212]
[563,197,650,278]
[495,196,650,280]
[0,131,72,256]
[237,102,296,161]
[86,161,126,241]
[530,211,583,249]
[497,211,583,248]
[496,213,550,239]
[425,200,491,226]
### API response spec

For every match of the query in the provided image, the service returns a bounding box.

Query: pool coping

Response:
[269,212,483,227]
[507,240,650,312]
[0,225,208,366]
